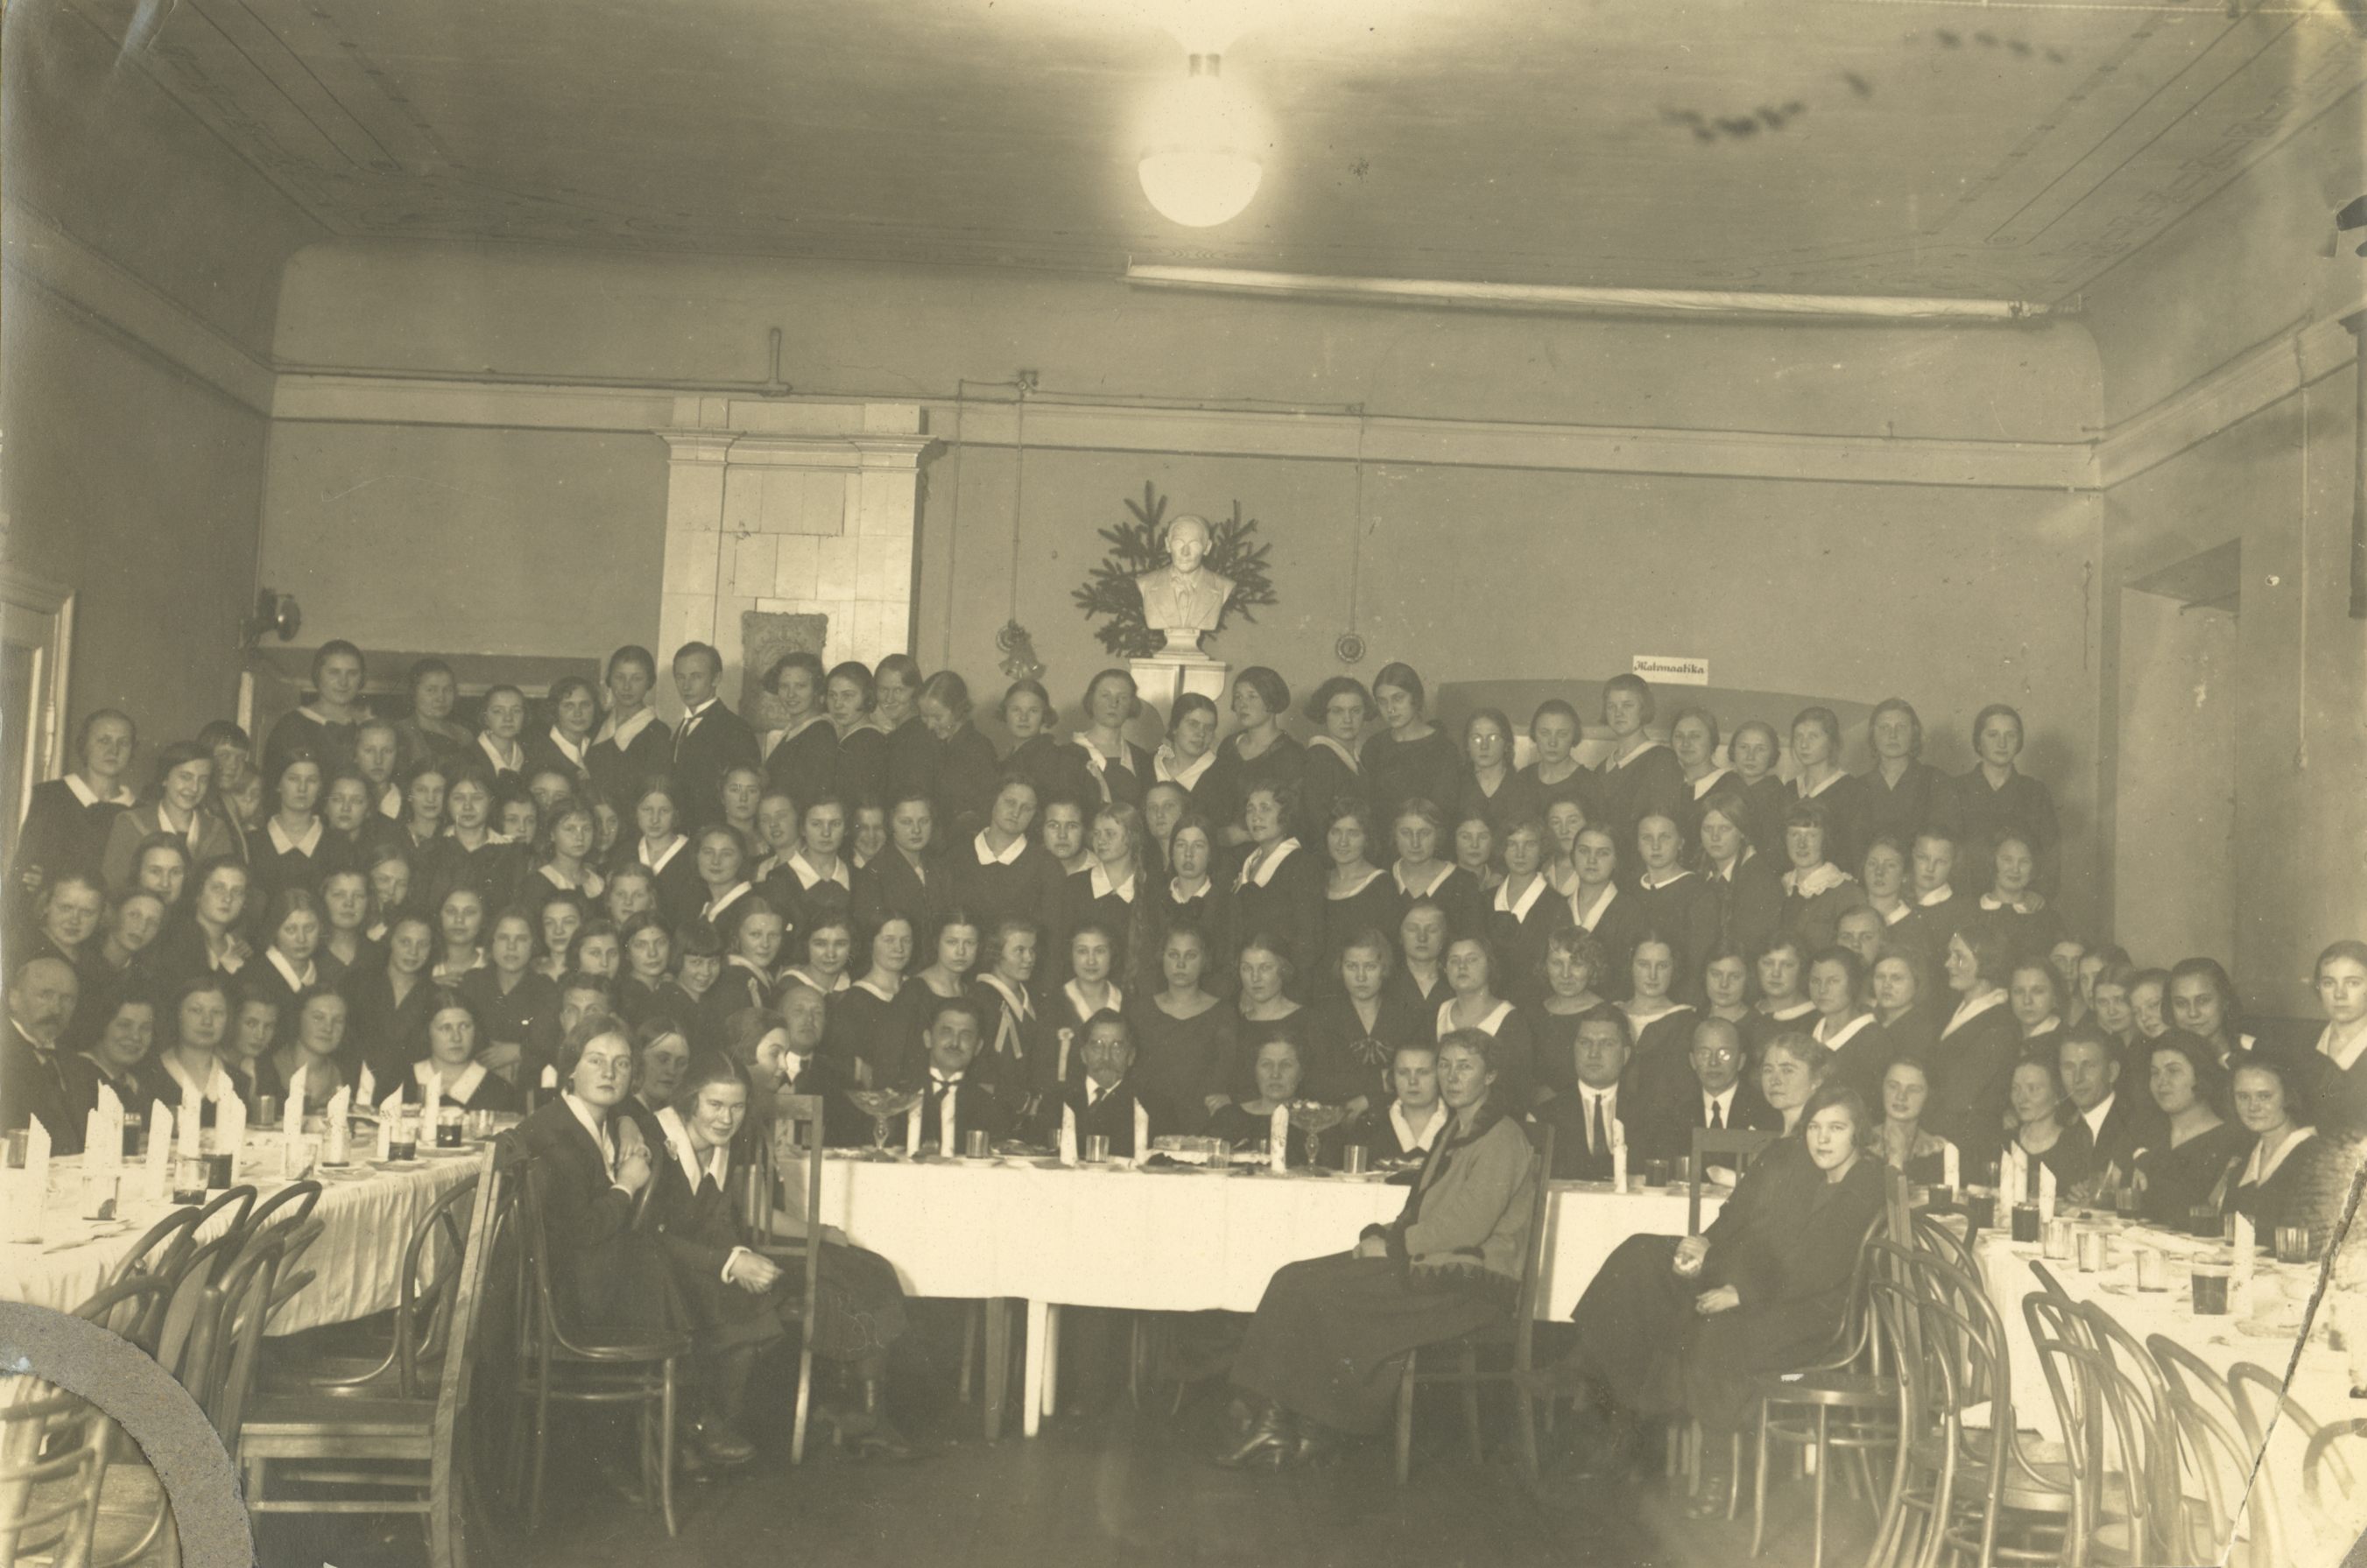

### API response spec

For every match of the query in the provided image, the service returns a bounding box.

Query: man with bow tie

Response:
[1058,1009,1168,1157]
[914,995,1013,1151]
[4,957,77,1139]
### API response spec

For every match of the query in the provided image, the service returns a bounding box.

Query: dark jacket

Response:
[511,1098,681,1337]
[672,701,763,833]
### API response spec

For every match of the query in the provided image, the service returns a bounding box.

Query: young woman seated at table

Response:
[1205,1036,1328,1165]
[1876,1058,1954,1185]
[1560,1081,1881,1506]
[147,974,239,1126]
[1777,799,1868,957]
[2168,956,2257,1070]
[2224,1054,2356,1242]
[1532,927,1610,1101]
[401,990,522,1114]
[2003,1055,2091,1193]
[649,1050,915,1463]
[966,917,1044,1102]
[1046,924,1124,1089]
[1438,935,1539,1110]
[59,993,168,1152]
[782,915,856,1000]
[2130,1031,2245,1227]
[273,991,358,1118]
[1337,1039,1448,1166]
[1221,1029,1538,1469]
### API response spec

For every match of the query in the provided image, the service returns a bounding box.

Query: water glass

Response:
[1342,1145,1370,1175]
[2075,1227,2106,1273]
[1645,1159,1671,1188]
[2188,1203,2222,1239]
[2190,1261,2232,1316]
[1082,1134,1111,1164]
[255,1095,280,1131]
[2043,1218,2075,1261]
[2275,1225,2314,1265]
[172,1157,208,1206]
[2011,1203,2041,1244]
[2134,1248,2167,1291]
[962,1129,990,1159]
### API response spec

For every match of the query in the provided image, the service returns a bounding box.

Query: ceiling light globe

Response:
[1138,60,1264,229]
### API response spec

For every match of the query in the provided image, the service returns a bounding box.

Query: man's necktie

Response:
[1590,1093,1609,1157]
[1709,1101,1724,1132]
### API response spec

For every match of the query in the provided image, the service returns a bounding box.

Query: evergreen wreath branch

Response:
[1071,482,1279,660]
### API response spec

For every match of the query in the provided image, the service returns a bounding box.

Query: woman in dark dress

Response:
[1071,669,1155,811]
[1231,783,1322,1002]
[827,915,922,1093]
[1127,925,1235,1131]
[915,671,1000,845]
[645,1051,912,1462]
[1858,699,1955,860]
[823,662,888,810]
[1667,707,1734,846]
[1317,800,1395,1000]
[1698,791,1783,962]
[150,974,241,1129]
[1620,934,1701,1114]
[1221,1029,1539,1467]
[2004,1056,2092,1193]
[1533,927,1610,1100]
[103,743,235,901]
[1519,701,1599,835]
[1807,947,1887,1100]
[587,646,673,816]
[969,917,1047,1106]
[252,752,349,904]
[525,676,600,796]
[16,709,137,905]
[2224,1055,2356,1241]
[1204,1034,1328,1166]
[1784,707,1865,882]
[1867,945,1940,1065]
[1875,1058,1955,1187]
[948,775,1067,956]
[1387,798,1484,944]
[758,651,837,811]
[341,913,440,1087]
[613,913,681,1030]
[1631,812,1721,1008]
[872,654,936,809]
[1299,677,1371,846]
[1159,813,1234,995]
[403,990,523,1114]
[1725,722,1791,886]
[1594,675,1685,882]
[1386,899,1455,1023]
[247,889,329,1045]
[1208,668,1307,868]
[1337,1039,1450,1165]
[1044,923,1125,1093]
[1358,663,1462,826]
[1065,803,1159,990]
[1561,1082,1883,1509]
[1000,680,1095,819]
[269,991,359,1120]
[2166,956,2258,1072]
[1930,919,2023,1165]
[1436,934,1539,1110]
[2133,1031,2247,1226]
[1558,826,1644,1003]
[57,994,170,1153]
[1152,693,1226,823]
[461,908,561,1084]
[1954,703,2059,898]
[1454,708,1537,845]
[1979,833,2065,964]
[1486,819,1560,1010]
[624,781,702,929]
[1219,935,1312,1110]
[1302,927,1419,1113]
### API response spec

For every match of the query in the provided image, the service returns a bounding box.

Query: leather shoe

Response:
[1213,1402,1293,1470]
[690,1415,757,1467]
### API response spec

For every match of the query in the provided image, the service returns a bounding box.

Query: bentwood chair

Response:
[2148,1335,2269,1567]
[1689,1128,1777,1234]
[508,1150,690,1536]
[2230,1361,2356,1501]
[242,1147,512,1568]
[264,1176,479,1400]
[1398,1123,1554,1485]
[0,1369,117,1568]
[2302,1419,2367,1509]
[739,1095,828,1465]
[1744,1217,1898,1568]
[2015,1291,2163,1568]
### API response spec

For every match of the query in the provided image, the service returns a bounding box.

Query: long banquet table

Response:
[0,1141,485,1336]
[1976,1220,2364,1564]
[814,1152,1721,1438]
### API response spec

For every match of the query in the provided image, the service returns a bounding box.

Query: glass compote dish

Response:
[1286,1099,1347,1169]
[846,1088,922,1160]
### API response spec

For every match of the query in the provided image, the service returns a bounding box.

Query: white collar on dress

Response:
[640,834,687,874]
[2244,1125,2316,1188]
[1438,996,1513,1035]
[1783,862,1852,898]
[416,1058,489,1105]
[976,972,1031,1019]
[1568,883,1617,932]
[1066,979,1122,1020]
[1494,874,1549,920]
[789,849,850,891]
[1917,884,1955,907]
[1393,861,1451,899]
[267,816,324,857]
[2319,1021,2367,1073]
[65,775,135,809]
[975,830,1027,868]
[761,713,827,758]
[164,1055,236,1105]
[1607,738,1666,770]
[1815,1012,1877,1051]
[1689,767,1733,801]
[477,733,523,771]
[703,882,752,918]
[561,1092,616,1168]
[1088,861,1137,903]
[1237,838,1302,890]
[596,708,659,749]
[1796,770,1845,799]
[1391,1100,1445,1154]
[854,975,902,1004]
[1306,735,1361,773]
[1638,868,1694,891]
[1941,989,2009,1037]
[1979,892,2040,913]
[784,966,849,995]
[655,1106,730,1191]
[1154,745,1215,790]
[266,948,315,993]
[546,728,588,767]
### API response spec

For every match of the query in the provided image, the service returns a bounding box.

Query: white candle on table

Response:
[355,1063,375,1110]
[1942,1143,1959,1192]
[178,1079,202,1161]
[2038,1162,2056,1222]
[937,1086,958,1154]
[215,1093,246,1178]
[1132,1099,1151,1164]
[285,1062,306,1123]
[1059,1104,1079,1166]
[1268,1105,1290,1172]
[323,1088,351,1164]
[905,1102,922,1158]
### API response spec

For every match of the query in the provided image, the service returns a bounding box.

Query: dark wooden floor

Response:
[254,1315,1880,1568]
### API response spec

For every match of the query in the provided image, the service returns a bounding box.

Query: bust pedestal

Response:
[1131,649,1229,717]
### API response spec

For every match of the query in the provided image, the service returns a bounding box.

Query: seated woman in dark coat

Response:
[2132,1030,2246,1227]
[2224,1054,2358,1242]
[1561,1082,1884,1511]
[1219,1028,1540,1468]
[646,1049,914,1465]
[1205,1034,1329,1166]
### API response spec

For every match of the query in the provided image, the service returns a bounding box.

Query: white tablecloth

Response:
[1977,1222,2363,1564]
[815,1154,1720,1435]
[0,1143,483,1336]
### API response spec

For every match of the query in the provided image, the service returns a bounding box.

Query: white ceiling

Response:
[67,0,2366,303]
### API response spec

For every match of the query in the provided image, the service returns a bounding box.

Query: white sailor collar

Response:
[597,707,659,749]
[1607,738,1667,770]
[267,816,324,857]
[65,775,135,809]
[1237,837,1303,890]
[1494,874,1549,921]
[974,830,1027,868]
[788,849,850,892]
[1088,861,1137,903]
[1306,735,1361,773]
[656,1105,731,1191]
[1568,882,1617,932]
[1393,861,1453,899]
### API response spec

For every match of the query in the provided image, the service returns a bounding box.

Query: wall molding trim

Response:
[1,201,278,414]
[272,370,2097,490]
[2095,309,2363,488]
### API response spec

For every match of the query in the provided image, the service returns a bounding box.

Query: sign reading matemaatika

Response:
[1631,654,1708,686]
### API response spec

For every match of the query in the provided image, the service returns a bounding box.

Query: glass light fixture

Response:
[1138,54,1263,229]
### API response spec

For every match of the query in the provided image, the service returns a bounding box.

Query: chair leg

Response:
[526,1356,551,1533]
[1394,1359,1416,1485]
[1512,1379,1541,1488]
[1750,1407,1772,1557]
[959,1303,978,1404]
[659,1361,679,1538]
[1727,1431,1743,1522]
[1811,1407,1829,1568]
[1458,1344,1483,1465]
[789,1344,814,1466]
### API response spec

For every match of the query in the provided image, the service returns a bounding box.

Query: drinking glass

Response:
[847,1089,921,1159]
[2190,1261,2231,1316]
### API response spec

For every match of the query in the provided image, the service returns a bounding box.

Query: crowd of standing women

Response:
[4,634,2361,1481]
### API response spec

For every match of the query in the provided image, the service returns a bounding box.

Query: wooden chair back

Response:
[106,1205,202,1290]
[2303,1418,2367,1509]
[2073,1300,2179,1564]
[429,1147,515,1567]
[743,1094,828,1300]
[1688,1128,1775,1233]
[1508,1124,1557,1374]
[199,1225,295,1455]
[0,1375,112,1568]
[2149,1335,2268,1568]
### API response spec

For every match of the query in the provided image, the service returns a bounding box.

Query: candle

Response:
[2038,1162,2056,1223]
[539,1065,558,1090]
[1942,1142,1960,1192]
[937,1086,957,1155]
[904,1102,922,1158]
[1268,1104,1290,1173]
[285,1062,306,1122]
[1131,1099,1151,1163]
[1059,1104,1079,1167]
[323,1088,351,1164]
[423,1068,442,1130]
[25,1115,50,1213]
[1611,1131,1628,1195]
[2233,1214,2256,1284]
[355,1063,375,1110]
[144,1101,173,1199]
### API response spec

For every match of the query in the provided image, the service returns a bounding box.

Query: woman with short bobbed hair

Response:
[1695,790,1781,961]
[756,650,834,809]
[1518,700,1600,832]
[1153,693,1225,819]
[2223,1054,2353,1241]
[253,750,350,904]
[1218,933,1312,1112]
[2167,955,2256,1069]
[1858,698,1954,858]
[524,675,600,795]
[102,742,235,899]
[821,659,886,807]
[1314,798,1392,997]
[1954,702,2059,897]
[1724,720,1790,882]
[1783,707,1865,877]
[1387,796,1484,946]
[2131,1030,2246,1226]
[1358,662,1462,829]
[1232,783,1322,1002]
[871,653,933,803]
[1487,818,1560,1009]
[1455,707,1540,845]
[1929,918,2024,1162]
[916,670,1000,842]
[1300,675,1373,840]
[1976,832,2062,964]
[999,679,1095,822]
[391,658,471,770]
[18,709,137,899]
[1594,675,1685,882]
[2004,1055,2092,1192]
[2309,940,2367,1136]
[1204,667,1304,859]
[1220,1027,1539,1470]
[1666,706,1731,844]
[1778,798,1870,956]
[1631,812,1720,1006]
[1073,668,1155,812]
[584,645,669,812]
[264,641,368,784]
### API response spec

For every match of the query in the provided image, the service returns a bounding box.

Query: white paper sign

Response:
[1631,654,1708,686]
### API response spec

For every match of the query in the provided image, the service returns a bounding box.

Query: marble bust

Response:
[1133,513,1235,657]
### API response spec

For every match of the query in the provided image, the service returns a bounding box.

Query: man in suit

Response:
[2059,1025,2158,1182]
[1633,1016,1783,1166]
[669,642,760,834]
[1541,1005,1633,1181]
[915,994,1013,1150]
[1060,1009,1166,1157]
[4,956,77,1138]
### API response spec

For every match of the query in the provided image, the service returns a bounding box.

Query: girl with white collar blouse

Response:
[404,991,522,1113]
[1073,669,1155,812]
[1954,703,2059,899]
[1487,819,1559,1009]
[824,661,888,808]
[155,974,243,1127]
[271,990,356,1120]
[264,642,368,784]
[1300,677,1373,844]
[1387,798,1483,946]
[1046,923,1124,1091]
[534,798,607,903]
[248,888,329,1044]
[948,775,1067,961]
[1784,707,1865,881]
[1318,800,1395,1001]
[102,742,234,899]
[757,648,835,814]
[1208,667,1306,860]
[1593,674,1685,881]
[763,794,856,944]
[1066,802,1159,989]
[18,708,137,901]
[1234,783,1323,1002]
[525,676,600,793]
[1667,707,1734,845]
[1631,812,1720,1008]
[623,781,701,927]
[586,645,671,812]
[1153,693,1225,820]
[431,886,489,985]
[1778,798,1870,957]
[422,764,519,915]
[1457,707,1539,843]
[474,685,530,782]
[1978,833,2063,962]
